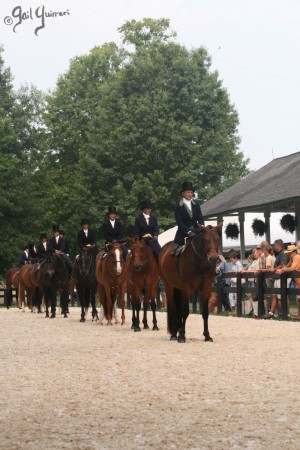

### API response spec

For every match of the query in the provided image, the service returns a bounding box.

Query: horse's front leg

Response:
[61,290,68,318]
[105,286,113,325]
[177,294,190,343]
[130,291,141,332]
[150,290,159,331]
[201,296,213,342]
[120,283,126,325]
[142,291,149,329]
[112,287,120,324]
[50,288,56,318]
[91,286,98,321]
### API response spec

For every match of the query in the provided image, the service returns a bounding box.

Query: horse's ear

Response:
[127,237,134,243]
[197,224,206,230]
[216,221,224,230]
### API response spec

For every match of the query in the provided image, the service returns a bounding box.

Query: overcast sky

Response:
[1,0,299,244]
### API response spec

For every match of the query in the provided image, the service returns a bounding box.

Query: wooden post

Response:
[257,272,265,317]
[236,272,242,317]
[280,273,288,320]
[295,200,300,242]
[239,211,245,262]
[264,208,271,244]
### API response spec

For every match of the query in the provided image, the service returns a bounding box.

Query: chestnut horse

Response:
[159,223,222,343]
[95,242,127,325]
[72,246,98,322]
[5,268,20,308]
[18,262,45,312]
[127,237,159,332]
[39,253,70,318]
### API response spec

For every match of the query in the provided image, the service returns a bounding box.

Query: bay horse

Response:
[39,253,71,318]
[72,246,98,322]
[127,237,159,332]
[95,242,127,325]
[18,263,40,311]
[159,223,222,343]
[5,268,20,308]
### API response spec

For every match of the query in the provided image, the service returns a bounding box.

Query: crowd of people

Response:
[215,239,300,320]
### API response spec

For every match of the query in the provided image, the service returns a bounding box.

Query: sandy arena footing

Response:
[0,307,300,450]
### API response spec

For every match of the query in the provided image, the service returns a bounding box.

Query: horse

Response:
[95,242,127,325]
[39,253,71,318]
[71,246,98,322]
[18,263,39,311]
[5,268,20,308]
[127,237,159,332]
[159,223,222,343]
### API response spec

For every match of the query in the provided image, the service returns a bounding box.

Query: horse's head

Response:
[79,246,94,277]
[107,241,125,275]
[128,237,146,271]
[194,222,223,265]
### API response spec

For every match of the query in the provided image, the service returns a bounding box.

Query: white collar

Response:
[143,213,150,219]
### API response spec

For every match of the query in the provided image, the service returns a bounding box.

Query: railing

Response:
[214,271,300,320]
[0,287,18,306]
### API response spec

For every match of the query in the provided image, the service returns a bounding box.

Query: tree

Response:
[85,20,249,229]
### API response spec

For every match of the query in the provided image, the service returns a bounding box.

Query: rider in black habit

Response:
[77,218,97,249]
[133,200,161,261]
[173,181,205,254]
[36,233,49,259]
[49,225,72,272]
[101,206,128,259]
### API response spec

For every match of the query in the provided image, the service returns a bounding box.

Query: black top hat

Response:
[40,233,47,240]
[52,225,60,232]
[81,218,91,225]
[180,181,196,194]
[107,206,117,214]
[140,200,152,210]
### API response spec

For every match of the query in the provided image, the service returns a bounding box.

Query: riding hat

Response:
[107,206,117,214]
[180,181,196,194]
[140,200,152,210]
[81,218,91,225]
[52,225,60,232]
[40,233,47,240]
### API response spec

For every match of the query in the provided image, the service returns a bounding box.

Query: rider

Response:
[49,225,72,272]
[36,233,49,259]
[77,218,97,249]
[101,206,128,259]
[18,244,31,267]
[133,200,161,262]
[173,181,205,256]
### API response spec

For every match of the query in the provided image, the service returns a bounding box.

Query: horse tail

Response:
[167,287,181,334]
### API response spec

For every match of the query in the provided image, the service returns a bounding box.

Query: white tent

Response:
[158,226,177,247]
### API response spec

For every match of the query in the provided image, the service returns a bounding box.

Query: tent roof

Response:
[201,151,300,219]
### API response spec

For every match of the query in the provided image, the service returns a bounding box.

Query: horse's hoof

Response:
[80,318,85,323]
[153,325,159,331]
[205,336,213,342]
[143,324,149,329]
[177,335,186,343]
[64,314,68,318]
[50,314,55,319]
[170,335,177,341]
[134,327,141,332]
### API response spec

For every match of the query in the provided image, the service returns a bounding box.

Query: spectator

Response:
[264,239,290,319]
[276,243,300,319]
[242,248,259,317]
[228,252,243,311]
[216,255,231,312]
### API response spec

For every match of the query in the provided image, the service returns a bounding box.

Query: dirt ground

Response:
[1,306,300,450]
